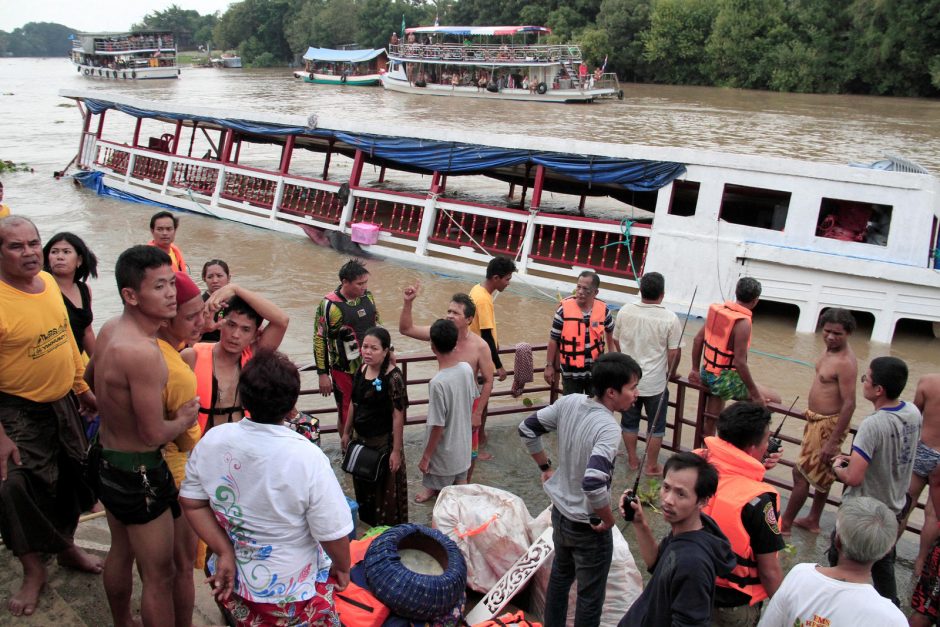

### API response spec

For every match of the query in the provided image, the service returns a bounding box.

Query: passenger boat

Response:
[382,26,620,103]
[70,31,180,80]
[59,89,940,344]
[292,48,387,85]
[211,53,242,68]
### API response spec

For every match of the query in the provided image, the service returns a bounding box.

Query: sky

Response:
[0,1,235,33]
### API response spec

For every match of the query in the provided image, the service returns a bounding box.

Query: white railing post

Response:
[414,194,440,257]
[517,209,539,272]
[161,158,173,194]
[337,189,355,232]
[211,165,225,208]
[125,151,136,184]
[270,176,285,221]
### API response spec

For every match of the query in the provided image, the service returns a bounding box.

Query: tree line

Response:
[4,0,939,97]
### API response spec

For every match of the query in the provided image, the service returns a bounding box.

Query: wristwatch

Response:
[539,460,552,472]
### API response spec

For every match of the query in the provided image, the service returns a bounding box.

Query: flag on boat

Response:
[401,14,406,37]
[601,54,608,73]
[434,14,439,27]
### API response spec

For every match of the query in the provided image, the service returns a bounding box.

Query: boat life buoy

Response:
[340,74,347,84]
[76,66,80,73]
[132,71,137,79]
[364,524,466,621]
[486,82,498,92]
[536,82,547,95]
[97,69,102,76]
[122,72,127,79]
[415,79,427,88]
[617,89,624,100]
[83,69,89,76]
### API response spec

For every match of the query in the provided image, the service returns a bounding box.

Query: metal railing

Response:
[389,43,582,64]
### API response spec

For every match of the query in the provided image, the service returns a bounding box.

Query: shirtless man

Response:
[182,283,289,431]
[400,280,494,490]
[909,374,940,575]
[780,308,857,535]
[87,245,199,627]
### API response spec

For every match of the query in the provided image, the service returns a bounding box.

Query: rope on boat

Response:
[599,217,641,281]
[436,204,560,302]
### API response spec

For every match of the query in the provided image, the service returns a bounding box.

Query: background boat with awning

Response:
[295,47,387,85]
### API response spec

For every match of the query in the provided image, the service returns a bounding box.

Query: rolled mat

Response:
[364,524,467,621]
[511,342,534,397]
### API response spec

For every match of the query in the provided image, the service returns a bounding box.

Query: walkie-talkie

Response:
[767,396,800,455]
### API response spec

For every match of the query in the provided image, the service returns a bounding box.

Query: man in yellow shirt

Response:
[468,255,516,455]
[0,181,10,218]
[0,216,101,617]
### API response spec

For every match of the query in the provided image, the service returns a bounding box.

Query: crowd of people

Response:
[0,208,937,626]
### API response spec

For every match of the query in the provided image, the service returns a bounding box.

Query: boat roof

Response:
[75,31,174,37]
[405,26,551,36]
[302,48,386,62]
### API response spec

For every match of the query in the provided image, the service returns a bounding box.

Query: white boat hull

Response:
[381,74,612,102]
[72,62,179,80]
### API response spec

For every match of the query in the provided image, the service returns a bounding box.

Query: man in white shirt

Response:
[758,496,906,626]
[180,349,352,624]
[613,272,682,475]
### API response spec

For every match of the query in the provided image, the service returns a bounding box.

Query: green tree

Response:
[213,0,294,64]
[642,0,717,84]
[704,0,793,89]
[133,4,218,49]
[2,23,75,56]
[596,0,650,81]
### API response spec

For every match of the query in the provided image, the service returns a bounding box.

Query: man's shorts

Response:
[699,367,749,401]
[471,398,480,460]
[621,390,669,438]
[98,448,180,526]
[331,369,354,424]
[797,410,846,491]
[914,441,940,479]
[422,470,468,491]
[912,537,940,620]
[222,581,340,626]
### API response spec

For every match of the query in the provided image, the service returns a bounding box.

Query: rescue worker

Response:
[698,402,785,627]
[314,259,379,431]
[688,277,779,436]
[147,211,187,273]
[544,270,617,395]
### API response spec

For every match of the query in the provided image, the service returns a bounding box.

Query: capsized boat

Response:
[70,31,180,80]
[59,88,940,343]
[293,47,387,85]
[382,25,620,103]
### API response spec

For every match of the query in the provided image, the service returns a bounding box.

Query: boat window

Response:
[815,198,892,247]
[668,180,699,217]
[718,184,790,231]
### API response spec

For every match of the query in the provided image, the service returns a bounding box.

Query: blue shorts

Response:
[620,390,669,438]
[914,441,940,479]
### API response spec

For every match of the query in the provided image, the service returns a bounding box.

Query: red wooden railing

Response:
[220,171,277,208]
[96,145,130,175]
[279,184,344,223]
[350,197,424,239]
[430,206,527,256]
[530,222,649,278]
[169,162,219,195]
[131,154,168,183]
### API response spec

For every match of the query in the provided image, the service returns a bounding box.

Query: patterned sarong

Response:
[223,581,340,627]
[797,409,845,491]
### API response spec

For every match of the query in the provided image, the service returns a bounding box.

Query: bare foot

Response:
[414,490,438,504]
[628,458,640,471]
[8,569,46,616]
[792,517,822,533]
[643,465,664,477]
[57,544,104,574]
[779,524,792,537]
[477,451,494,461]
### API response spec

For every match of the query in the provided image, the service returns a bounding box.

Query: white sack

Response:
[431,484,534,593]
[529,506,644,626]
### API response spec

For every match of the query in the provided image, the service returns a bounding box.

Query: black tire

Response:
[536,82,547,95]
[364,524,466,621]
[415,79,426,87]
[618,89,624,100]
[83,69,89,76]
[77,66,81,73]
[132,71,137,79]
[340,74,347,84]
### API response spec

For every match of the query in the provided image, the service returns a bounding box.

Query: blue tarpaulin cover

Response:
[79,98,686,192]
[302,47,386,63]
[73,170,180,209]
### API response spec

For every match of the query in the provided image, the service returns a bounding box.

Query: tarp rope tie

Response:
[599,217,640,280]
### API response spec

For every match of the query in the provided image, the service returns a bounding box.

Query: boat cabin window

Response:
[668,180,700,217]
[718,184,790,231]
[815,197,892,246]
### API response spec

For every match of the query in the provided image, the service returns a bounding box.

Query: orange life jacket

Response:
[335,534,391,627]
[147,240,187,273]
[696,436,779,605]
[557,297,607,369]
[702,301,752,375]
[473,611,543,627]
[193,342,253,433]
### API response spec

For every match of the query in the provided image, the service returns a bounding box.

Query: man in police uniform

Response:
[314,259,379,430]
[699,402,785,627]
[544,271,617,395]
[689,277,779,436]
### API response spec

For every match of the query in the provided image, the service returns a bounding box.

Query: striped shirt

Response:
[518,394,621,522]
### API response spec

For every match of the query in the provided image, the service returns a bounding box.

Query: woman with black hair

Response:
[341,326,409,525]
[199,259,230,342]
[43,232,98,356]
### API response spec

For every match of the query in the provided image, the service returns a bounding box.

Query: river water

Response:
[2,58,939,604]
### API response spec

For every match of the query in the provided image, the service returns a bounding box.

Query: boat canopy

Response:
[76,94,684,193]
[405,26,551,36]
[302,48,386,63]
